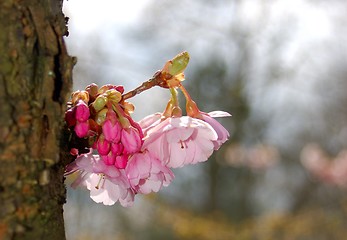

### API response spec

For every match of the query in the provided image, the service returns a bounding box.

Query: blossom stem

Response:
[179,84,202,118]
[169,87,179,107]
[162,87,182,117]
[122,72,161,101]
[178,84,191,101]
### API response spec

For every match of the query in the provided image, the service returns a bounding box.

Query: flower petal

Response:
[207,111,231,118]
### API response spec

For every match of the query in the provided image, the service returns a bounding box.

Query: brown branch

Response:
[122,71,162,101]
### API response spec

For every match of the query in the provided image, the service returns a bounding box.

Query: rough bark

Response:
[0,0,74,239]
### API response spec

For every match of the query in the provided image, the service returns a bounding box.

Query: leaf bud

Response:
[95,108,108,125]
[166,51,190,76]
[85,83,98,98]
[106,89,122,103]
[93,95,107,112]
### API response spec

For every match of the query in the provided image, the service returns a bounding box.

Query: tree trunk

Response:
[0,1,73,239]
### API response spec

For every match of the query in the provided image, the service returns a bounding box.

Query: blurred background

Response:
[62,0,347,239]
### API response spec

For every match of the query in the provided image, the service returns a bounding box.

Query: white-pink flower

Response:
[65,151,135,207]
[139,113,162,135]
[140,114,221,168]
[126,151,174,194]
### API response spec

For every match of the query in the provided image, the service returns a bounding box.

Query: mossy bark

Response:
[0,0,74,239]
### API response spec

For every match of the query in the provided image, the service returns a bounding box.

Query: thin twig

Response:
[121,71,162,101]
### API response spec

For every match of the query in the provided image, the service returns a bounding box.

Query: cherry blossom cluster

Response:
[64,52,231,206]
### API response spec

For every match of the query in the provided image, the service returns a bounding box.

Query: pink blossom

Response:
[201,111,231,150]
[138,113,162,135]
[65,151,135,207]
[301,144,347,188]
[86,172,134,206]
[126,151,174,194]
[330,150,347,187]
[141,115,219,168]
[301,143,333,182]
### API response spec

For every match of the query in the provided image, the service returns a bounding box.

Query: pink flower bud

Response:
[70,148,79,156]
[121,127,142,154]
[103,119,121,143]
[65,108,76,127]
[74,121,89,138]
[111,142,124,155]
[75,100,90,122]
[97,135,111,155]
[115,85,124,94]
[101,153,116,166]
[115,155,128,169]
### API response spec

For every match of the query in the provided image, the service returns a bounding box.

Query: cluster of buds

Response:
[65,84,143,169]
[65,52,231,207]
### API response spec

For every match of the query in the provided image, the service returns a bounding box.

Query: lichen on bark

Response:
[0,0,74,239]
